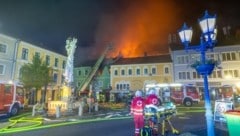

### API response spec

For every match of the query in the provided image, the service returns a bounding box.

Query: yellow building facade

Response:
[110,55,173,93]
[14,41,67,104]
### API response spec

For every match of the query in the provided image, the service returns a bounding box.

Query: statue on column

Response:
[62,37,77,103]
[64,37,77,85]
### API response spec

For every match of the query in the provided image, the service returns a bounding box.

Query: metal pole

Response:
[203,73,215,136]
[200,42,215,136]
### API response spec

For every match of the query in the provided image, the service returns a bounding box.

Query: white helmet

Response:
[148,88,156,95]
[135,90,142,97]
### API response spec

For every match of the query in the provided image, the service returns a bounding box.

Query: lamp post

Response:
[178,11,217,136]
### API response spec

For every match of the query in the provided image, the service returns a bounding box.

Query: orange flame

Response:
[95,0,180,58]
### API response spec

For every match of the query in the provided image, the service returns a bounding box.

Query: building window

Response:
[128,69,132,76]
[53,73,58,83]
[217,70,222,78]
[116,83,130,90]
[35,52,40,59]
[151,67,156,75]
[224,69,239,78]
[62,60,66,69]
[178,71,190,80]
[136,68,141,75]
[164,67,169,74]
[46,55,50,66]
[61,75,65,84]
[121,69,125,76]
[222,52,236,61]
[177,55,189,64]
[0,64,5,75]
[78,70,81,76]
[144,68,148,75]
[85,69,89,76]
[54,58,58,67]
[0,43,7,53]
[192,71,201,79]
[114,69,118,76]
[21,48,28,60]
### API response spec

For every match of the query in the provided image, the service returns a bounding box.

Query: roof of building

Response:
[112,54,172,65]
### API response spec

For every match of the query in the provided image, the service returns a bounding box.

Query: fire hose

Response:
[0,113,43,133]
[144,102,180,136]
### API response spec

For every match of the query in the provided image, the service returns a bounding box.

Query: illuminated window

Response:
[224,69,239,78]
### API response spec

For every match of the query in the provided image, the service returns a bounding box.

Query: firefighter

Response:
[145,88,161,106]
[130,90,145,136]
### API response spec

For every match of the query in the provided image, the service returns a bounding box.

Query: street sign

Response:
[214,100,233,122]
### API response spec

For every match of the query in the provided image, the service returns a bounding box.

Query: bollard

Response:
[56,105,61,118]
[88,103,91,113]
[78,103,83,116]
[94,102,98,112]
[32,105,36,116]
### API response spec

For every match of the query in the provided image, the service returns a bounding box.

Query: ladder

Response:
[79,44,112,93]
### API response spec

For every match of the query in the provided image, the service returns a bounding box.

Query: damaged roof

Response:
[112,54,172,65]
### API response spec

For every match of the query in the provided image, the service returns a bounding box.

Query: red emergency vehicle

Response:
[145,83,200,107]
[215,85,234,101]
[0,81,24,116]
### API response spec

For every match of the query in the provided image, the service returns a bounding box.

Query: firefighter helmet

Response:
[135,90,142,97]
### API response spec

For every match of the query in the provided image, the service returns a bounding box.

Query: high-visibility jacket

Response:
[131,97,145,115]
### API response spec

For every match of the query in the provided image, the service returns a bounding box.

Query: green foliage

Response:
[20,55,53,103]
[190,59,219,69]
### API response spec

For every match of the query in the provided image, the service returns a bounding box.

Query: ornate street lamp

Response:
[178,10,217,136]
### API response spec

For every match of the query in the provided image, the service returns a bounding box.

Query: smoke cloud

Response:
[94,0,179,58]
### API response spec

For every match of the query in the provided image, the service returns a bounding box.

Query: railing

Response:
[47,101,68,115]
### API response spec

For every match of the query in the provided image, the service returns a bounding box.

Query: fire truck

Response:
[0,81,24,116]
[145,83,200,106]
[213,85,235,101]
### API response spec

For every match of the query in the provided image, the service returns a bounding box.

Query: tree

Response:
[20,55,52,104]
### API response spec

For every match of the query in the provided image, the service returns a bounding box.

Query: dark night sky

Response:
[0,0,239,64]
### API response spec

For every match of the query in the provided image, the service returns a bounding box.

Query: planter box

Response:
[195,64,215,75]
[224,110,240,136]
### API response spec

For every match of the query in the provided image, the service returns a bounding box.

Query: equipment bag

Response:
[140,125,153,136]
